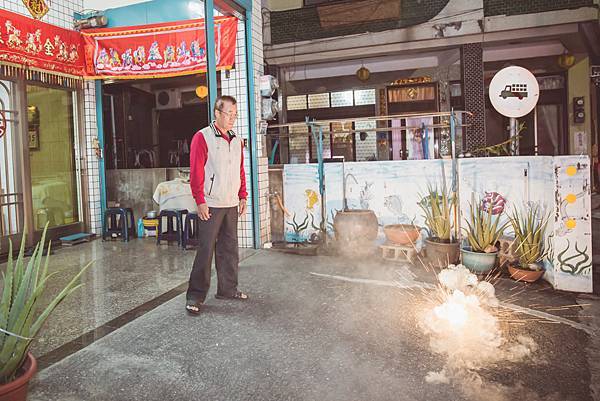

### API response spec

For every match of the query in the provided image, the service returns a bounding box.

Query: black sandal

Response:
[215,291,249,301]
[185,300,203,315]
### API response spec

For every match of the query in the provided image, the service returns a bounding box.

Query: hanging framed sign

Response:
[22,0,50,20]
[0,8,86,76]
[82,16,238,80]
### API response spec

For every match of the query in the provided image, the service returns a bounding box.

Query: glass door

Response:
[26,84,82,232]
[0,79,24,249]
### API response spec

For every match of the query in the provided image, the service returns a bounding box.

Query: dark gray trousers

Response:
[186,206,239,303]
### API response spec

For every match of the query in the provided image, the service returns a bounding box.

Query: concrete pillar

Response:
[460,43,486,152]
[567,57,592,156]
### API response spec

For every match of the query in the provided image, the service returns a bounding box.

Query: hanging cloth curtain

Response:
[81,16,238,80]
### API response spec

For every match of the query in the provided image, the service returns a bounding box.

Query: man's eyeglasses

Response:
[217,109,238,119]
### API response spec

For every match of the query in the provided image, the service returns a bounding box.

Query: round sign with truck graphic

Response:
[489,66,539,118]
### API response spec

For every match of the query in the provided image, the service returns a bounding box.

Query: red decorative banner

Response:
[0,8,86,76]
[82,16,238,80]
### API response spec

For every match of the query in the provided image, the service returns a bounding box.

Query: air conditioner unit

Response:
[155,89,182,110]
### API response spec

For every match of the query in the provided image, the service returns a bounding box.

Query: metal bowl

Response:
[146,210,158,219]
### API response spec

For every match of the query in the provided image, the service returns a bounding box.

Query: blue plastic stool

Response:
[183,212,200,250]
[157,209,188,247]
[103,208,135,242]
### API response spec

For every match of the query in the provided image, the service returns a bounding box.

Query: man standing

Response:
[186,95,248,314]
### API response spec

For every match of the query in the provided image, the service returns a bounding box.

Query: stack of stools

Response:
[157,209,188,247]
[183,212,200,250]
[103,207,136,242]
[142,216,160,237]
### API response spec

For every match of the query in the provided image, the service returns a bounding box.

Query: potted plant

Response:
[0,227,93,401]
[507,203,550,283]
[418,185,459,268]
[461,195,509,274]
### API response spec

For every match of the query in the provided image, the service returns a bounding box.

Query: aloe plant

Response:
[508,204,550,269]
[464,197,508,253]
[418,185,455,242]
[0,226,93,384]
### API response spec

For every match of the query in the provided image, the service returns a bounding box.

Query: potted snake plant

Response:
[0,226,93,401]
[507,203,550,283]
[418,184,459,268]
[461,194,509,274]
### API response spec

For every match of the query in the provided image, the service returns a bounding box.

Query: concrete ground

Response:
[28,247,600,401]
[0,239,254,358]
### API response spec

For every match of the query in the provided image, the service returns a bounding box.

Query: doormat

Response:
[59,233,96,247]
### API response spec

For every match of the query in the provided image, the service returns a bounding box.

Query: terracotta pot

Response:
[508,265,545,283]
[383,224,420,245]
[461,247,497,274]
[333,209,378,243]
[424,238,460,268]
[0,353,37,401]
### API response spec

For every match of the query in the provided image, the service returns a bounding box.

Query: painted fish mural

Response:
[481,191,506,215]
[384,195,411,223]
[305,189,319,210]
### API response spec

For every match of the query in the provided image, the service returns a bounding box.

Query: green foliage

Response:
[471,122,526,157]
[0,226,93,384]
[463,198,508,252]
[418,185,455,242]
[508,204,550,268]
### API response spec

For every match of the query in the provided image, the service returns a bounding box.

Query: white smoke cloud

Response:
[420,264,544,401]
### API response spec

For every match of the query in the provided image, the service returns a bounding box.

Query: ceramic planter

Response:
[0,353,37,401]
[424,238,460,268]
[508,265,545,283]
[333,209,379,243]
[383,224,420,245]
[461,247,498,274]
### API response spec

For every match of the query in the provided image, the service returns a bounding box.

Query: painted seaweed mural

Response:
[286,212,310,242]
[557,239,592,275]
[545,232,555,263]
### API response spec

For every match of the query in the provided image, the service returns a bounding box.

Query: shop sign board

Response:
[489,66,539,118]
[0,8,86,76]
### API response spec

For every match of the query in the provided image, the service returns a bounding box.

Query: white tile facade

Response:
[83,81,102,234]
[1,0,267,244]
[1,0,82,29]
[219,1,268,247]
[355,120,377,161]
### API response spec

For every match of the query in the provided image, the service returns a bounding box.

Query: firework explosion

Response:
[420,264,541,400]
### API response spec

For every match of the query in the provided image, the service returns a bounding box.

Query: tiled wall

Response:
[289,125,310,163]
[251,0,270,246]
[461,43,486,152]
[1,0,103,234]
[355,120,377,161]
[83,82,102,233]
[220,1,269,247]
[1,0,81,28]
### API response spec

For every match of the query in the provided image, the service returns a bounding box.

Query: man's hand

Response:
[238,199,247,216]
[198,203,211,220]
